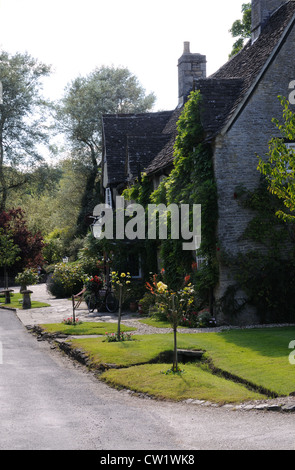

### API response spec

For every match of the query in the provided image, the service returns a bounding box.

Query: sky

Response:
[0,0,244,111]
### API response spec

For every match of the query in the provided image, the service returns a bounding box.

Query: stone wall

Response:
[214,24,295,324]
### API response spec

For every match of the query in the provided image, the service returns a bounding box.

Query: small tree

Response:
[0,208,44,275]
[111,271,131,340]
[147,273,194,372]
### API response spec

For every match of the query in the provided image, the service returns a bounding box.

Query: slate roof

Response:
[127,134,171,180]
[102,1,295,180]
[144,107,183,175]
[146,1,295,175]
[102,111,173,185]
[206,0,295,136]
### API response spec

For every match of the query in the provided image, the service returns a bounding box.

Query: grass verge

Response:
[66,327,295,401]
[100,363,265,403]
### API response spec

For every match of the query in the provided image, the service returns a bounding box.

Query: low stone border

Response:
[182,397,295,412]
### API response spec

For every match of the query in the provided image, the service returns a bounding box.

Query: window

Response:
[105,187,112,208]
[196,255,207,269]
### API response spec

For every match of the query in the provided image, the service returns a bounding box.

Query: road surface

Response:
[0,308,294,451]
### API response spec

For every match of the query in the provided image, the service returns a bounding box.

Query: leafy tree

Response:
[7,158,88,245]
[0,208,44,276]
[0,228,20,288]
[258,96,295,223]
[55,65,156,235]
[0,51,51,210]
[146,273,194,373]
[229,3,251,57]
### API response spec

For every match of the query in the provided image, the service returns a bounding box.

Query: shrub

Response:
[62,316,82,325]
[138,292,156,315]
[47,262,86,298]
[103,331,134,342]
[15,268,39,287]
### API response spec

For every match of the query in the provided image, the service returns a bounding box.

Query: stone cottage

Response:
[101,0,295,324]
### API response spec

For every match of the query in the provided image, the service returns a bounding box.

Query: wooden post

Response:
[72,295,76,324]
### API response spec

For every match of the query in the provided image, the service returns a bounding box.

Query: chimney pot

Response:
[183,41,190,53]
[178,44,206,106]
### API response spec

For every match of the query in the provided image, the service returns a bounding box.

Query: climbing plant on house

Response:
[160,90,218,303]
[123,91,218,308]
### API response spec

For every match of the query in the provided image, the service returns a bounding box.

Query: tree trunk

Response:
[117,285,122,340]
[173,324,178,372]
[4,264,8,289]
[0,131,7,211]
[172,295,178,372]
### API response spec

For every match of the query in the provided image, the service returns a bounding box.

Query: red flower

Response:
[191,262,198,271]
[184,275,190,284]
[146,282,155,294]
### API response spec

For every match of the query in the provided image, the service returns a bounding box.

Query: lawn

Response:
[41,322,136,336]
[101,363,265,403]
[0,292,50,309]
[66,326,295,402]
[192,327,295,396]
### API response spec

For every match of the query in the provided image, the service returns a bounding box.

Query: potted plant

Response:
[15,268,39,292]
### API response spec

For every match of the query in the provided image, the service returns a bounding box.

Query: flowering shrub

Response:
[111,271,131,303]
[146,272,195,372]
[103,331,134,342]
[62,316,82,325]
[110,271,132,341]
[146,273,195,325]
[85,275,103,293]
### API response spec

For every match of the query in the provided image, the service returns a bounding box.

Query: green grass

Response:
[67,327,295,401]
[69,333,198,367]
[139,317,172,328]
[41,322,136,336]
[0,292,50,309]
[192,327,295,396]
[101,363,265,403]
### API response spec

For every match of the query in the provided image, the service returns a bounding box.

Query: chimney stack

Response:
[251,0,288,42]
[178,42,206,106]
